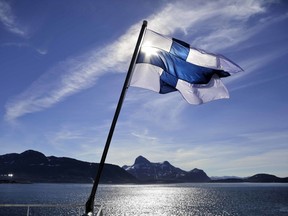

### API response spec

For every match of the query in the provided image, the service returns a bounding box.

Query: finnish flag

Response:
[130,29,243,104]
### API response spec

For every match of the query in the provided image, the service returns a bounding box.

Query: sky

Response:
[0,0,288,178]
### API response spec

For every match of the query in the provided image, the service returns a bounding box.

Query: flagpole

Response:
[84,20,147,215]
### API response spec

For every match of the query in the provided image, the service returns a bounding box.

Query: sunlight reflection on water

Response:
[0,183,287,215]
[96,184,288,216]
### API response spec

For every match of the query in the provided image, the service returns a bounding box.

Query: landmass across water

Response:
[1,150,287,184]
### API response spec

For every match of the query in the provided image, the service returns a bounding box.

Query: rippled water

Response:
[0,183,288,215]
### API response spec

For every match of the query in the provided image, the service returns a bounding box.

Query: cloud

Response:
[147,0,267,49]
[131,130,157,141]
[35,48,47,55]
[227,42,288,90]
[164,129,288,176]
[125,90,186,130]
[44,123,113,158]
[218,149,288,177]
[0,0,28,37]
[1,42,47,55]
[4,0,283,122]
[4,25,139,122]
[186,2,288,52]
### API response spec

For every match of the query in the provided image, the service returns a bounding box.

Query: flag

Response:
[130,29,243,104]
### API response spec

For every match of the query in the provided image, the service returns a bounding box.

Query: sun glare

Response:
[141,42,157,57]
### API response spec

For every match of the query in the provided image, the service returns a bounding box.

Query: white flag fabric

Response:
[130,29,243,104]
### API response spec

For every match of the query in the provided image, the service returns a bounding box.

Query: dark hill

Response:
[246,173,288,183]
[210,173,288,183]
[0,150,137,183]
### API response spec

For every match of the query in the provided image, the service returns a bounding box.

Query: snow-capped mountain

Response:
[123,155,210,183]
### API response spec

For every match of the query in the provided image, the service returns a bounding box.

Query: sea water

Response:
[0,183,287,216]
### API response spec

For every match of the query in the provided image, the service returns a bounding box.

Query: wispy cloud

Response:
[126,90,186,130]
[5,0,283,122]
[1,42,47,55]
[217,149,288,177]
[4,26,139,122]
[131,130,157,141]
[147,0,268,50]
[166,129,288,176]
[45,123,112,158]
[227,42,288,90]
[0,0,28,37]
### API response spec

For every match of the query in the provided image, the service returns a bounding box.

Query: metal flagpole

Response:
[84,20,148,215]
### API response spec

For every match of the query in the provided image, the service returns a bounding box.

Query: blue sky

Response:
[0,0,287,177]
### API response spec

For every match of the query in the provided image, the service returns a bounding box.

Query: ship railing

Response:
[0,203,103,216]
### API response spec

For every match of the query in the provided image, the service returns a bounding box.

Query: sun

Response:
[141,41,158,57]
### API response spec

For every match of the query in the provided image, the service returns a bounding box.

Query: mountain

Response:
[123,155,210,183]
[1,151,286,184]
[210,174,288,183]
[0,150,137,183]
[210,176,243,180]
[246,174,288,183]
